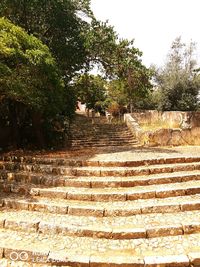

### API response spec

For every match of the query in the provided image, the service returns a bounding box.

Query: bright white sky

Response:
[91,0,200,67]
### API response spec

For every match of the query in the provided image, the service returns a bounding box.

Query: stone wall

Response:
[124,111,200,146]
[132,110,200,128]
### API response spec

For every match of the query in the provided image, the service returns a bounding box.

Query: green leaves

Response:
[0,17,65,114]
[0,0,93,78]
[75,74,106,110]
[154,37,200,111]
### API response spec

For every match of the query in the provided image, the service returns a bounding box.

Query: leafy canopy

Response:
[0,0,93,78]
[153,37,200,111]
[75,74,106,110]
[0,17,65,116]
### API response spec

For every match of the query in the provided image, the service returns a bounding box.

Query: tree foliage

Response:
[85,20,152,110]
[75,74,106,110]
[153,37,200,111]
[0,1,153,148]
[0,17,67,148]
[0,0,93,78]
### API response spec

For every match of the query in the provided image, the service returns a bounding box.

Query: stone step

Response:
[1,161,200,177]
[27,180,200,202]
[68,139,138,145]
[2,194,200,217]
[70,132,133,136]
[69,144,140,150]
[0,228,200,266]
[1,209,200,240]
[1,156,200,168]
[70,127,131,133]
[69,135,135,139]
[68,138,136,143]
[73,162,200,177]
[1,170,200,189]
[70,132,134,136]
[70,143,138,148]
[69,135,135,140]
[64,170,200,188]
[0,259,53,267]
[71,123,128,128]
[69,143,138,148]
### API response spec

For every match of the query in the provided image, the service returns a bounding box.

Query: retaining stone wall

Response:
[124,111,200,146]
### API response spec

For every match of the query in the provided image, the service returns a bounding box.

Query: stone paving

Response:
[0,145,200,266]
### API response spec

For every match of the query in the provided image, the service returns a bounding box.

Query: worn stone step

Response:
[70,144,139,150]
[69,136,135,141]
[27,180,200,202]
[69,142,138,147]
[0,259,54,267]
[1,161,200,177]
[69,141,137,146]
[0,228,200,266]
[69,139,137,144]
[70,129,131,134]
[71,124,128,129]
[63,170,200,188]
[2,170,200,189]
[2,209,200,240]
[70,132,134,137]
[70,143,138,148]
[68,139,136,144]
[2,194,200,217]
[70,138,136,142]
[2,155,200,168]
[74,162,200,177]
[69,132,134,136]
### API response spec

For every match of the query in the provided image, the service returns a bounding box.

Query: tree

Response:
[0,0,93,78]
[75,74,106,111]
[85,21,152,110]
[107,79,127,106]
[0,17,67,148]
[154,37,200,111]
[84,19,118,73]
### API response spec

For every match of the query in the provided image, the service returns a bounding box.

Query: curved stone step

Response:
[1,161,200,177]
[64,170,200,188]
[0,228,200,266]
[2,194,200,217]
[2,155,200,168]
[2,170,200,190]
[1,209,200,240]
[27,180,200,202]
[1,169,200,188]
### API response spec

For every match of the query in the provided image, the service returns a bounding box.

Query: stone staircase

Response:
[0,154,200,266]
[68,113,138,148]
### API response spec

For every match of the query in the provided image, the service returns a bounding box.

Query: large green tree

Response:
[0,17,66,148]
[0,0,93,78]
[85,21,152,110]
